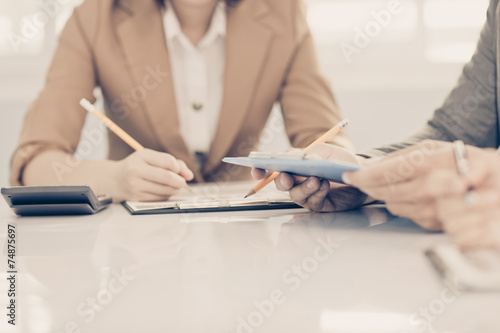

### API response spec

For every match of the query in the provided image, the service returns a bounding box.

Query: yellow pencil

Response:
[245,119,349,198]
[80,99,144,151]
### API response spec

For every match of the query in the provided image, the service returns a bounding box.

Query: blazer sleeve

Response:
[10,0,99,186]
[278,0,354,151]
[363,0,500,158]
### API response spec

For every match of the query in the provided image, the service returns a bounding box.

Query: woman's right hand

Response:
[111,149,194,202]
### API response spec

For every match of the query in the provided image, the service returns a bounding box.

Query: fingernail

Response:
[279,176,289,189]
[342,173,352,185]
[306,178,317,189]
[279,177,285,186]
[320,181,329,191]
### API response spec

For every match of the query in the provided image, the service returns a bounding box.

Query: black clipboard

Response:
[122,199,300,215]
[121,182,301,215]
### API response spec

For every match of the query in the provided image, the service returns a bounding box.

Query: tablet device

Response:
[222,157,361,184]
[1,186,112,216]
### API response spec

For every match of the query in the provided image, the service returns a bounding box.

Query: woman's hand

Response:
[251,144,369,212]
[343,140,488,231]
[111,149,194,202]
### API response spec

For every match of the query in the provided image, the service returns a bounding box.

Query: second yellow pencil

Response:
[245,119,349,198]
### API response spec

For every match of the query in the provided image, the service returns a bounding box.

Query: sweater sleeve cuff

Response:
[10,142,70,186]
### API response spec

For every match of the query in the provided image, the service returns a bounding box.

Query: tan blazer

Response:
[10,0,352,186]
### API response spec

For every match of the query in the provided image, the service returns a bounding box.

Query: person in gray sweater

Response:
[252,0,500,248]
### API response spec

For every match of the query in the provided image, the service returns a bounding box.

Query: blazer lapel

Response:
[202,1,274,174]
[115,0,202,181]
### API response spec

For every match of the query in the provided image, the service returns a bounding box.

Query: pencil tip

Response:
[245,189,256,199]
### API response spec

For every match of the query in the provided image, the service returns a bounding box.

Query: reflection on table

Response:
[1,202,499,333]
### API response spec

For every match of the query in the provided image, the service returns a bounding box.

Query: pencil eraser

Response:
[80,99,94,113]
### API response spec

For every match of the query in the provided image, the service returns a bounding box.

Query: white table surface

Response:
[1,198,499,333]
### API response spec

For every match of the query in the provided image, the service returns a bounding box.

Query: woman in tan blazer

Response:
[11,0,352,202]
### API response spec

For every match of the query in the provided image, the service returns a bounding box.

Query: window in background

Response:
[307,1,417,45]
[0,0,81,57]
[0,0,490,62]
[424,0,489,63]
[306,0,489,64]
[0,15,13,53]
[303,0,490,152]
[0,0,49,56]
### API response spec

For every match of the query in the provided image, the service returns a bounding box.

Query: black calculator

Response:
[1,186,112,216]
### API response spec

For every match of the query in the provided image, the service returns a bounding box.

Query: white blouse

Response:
[163,1,226,157]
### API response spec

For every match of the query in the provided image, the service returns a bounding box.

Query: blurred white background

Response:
[0,0,490,187]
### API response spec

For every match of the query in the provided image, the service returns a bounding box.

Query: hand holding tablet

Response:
[223,155,361,184]
[229,120,350,198]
